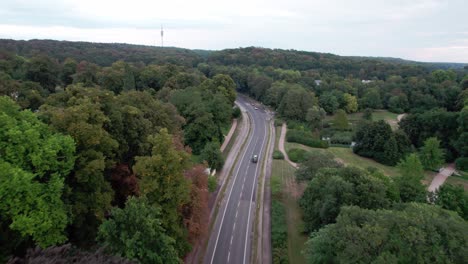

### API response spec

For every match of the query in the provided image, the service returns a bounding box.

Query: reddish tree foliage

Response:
[8,244,135,264]
[110,164,139,207]
[182,164,209,244]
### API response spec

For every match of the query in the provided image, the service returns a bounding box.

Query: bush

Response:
[274,119,284,127]
[208,176,217,192]
[330,131,353,145]
[455,157,468,171]
[271,200,289,264]
[287,148,310,163]
[271,175,282,199]
[287,129,329,148]
[273,150,284,159]
[232,106,241,118]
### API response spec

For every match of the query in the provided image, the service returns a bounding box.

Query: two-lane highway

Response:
[204,96,270,264]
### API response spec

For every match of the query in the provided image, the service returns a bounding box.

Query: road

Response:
[204,96,270,264]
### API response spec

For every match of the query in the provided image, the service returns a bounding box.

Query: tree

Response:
[319,92,339,114]
[97,196,179,264]
[362,108,372,120]
[295,151,342,181]
[360,88,382,109]
[8,244,136,264]
[419,137,445,171]
[431,184,468,220]
[133,129,191,255]
[39,85,119,245]
[353,121,409,165]
[333,109,349,130]
[304,204,468,264]
[396,154,426,202]
[0,96,75,249]
[278,86,316,120]
[299,167,393,232]
[306,106,326,131]
[182,165,209,244]
[123,64,136,91]
[200,141,224,173]
[25,55,59,93]
[343,93,358,113]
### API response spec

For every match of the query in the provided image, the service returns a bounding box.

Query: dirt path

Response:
[279,123,298,168]
[397,113,407,122]
[428,163,455,192]
[220,118,238,152]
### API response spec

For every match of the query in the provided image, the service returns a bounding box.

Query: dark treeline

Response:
[0,39,467,263]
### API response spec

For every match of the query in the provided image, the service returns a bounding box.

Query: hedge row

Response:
[286,129,329,148]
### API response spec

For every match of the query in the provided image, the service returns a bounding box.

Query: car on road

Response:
[251,154,258,163]
[254,107,258,110]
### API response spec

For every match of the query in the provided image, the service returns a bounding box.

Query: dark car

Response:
[252,154,258,163]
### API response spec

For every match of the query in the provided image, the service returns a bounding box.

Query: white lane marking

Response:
[235,210,238,218]
[228,251,231,263]
[230,235,234,245]
[209,106,256,264]
[243,122,268,264]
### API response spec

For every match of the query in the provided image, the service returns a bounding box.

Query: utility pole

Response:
[160,25,164,47]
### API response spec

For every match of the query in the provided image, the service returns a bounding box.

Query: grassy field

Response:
[445,171,468,190]
[327,148,399,177]
[284,142,399,177]
[271,121,307,264]
[325,109,400,130]
[271,159,307,264]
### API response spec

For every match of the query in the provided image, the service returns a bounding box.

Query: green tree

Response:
[333,109,349,130]
[25,55,59,93]
[419,137,445,170]
[362,108,372,120]
[304,204,468,264]
[97,196,179,264]
[123,64,136,91]
[396,153,426,202]
[319,92,339,114]
[343,93,358,113]
[278,86,316,120]
[431,184,468,220]
[0,96,75,249]
[360,88,382,109]
[200,141,224,173]
[300,167,393,232]
[133,128,191,255]
[295,151,342,181]
[306,106,326,131]
[39,85,118,244]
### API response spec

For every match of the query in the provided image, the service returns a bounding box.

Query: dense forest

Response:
[1,39,467,263]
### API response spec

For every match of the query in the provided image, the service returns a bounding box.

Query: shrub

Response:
[271,200,289,264]
[273,150,284,159]
[287,148,310,163]
[232,106,241,118]
[455,157,468,171]
[274,119,284,127]
[208,176,217,192]
[287,129,329,148]
[330,131,353,145]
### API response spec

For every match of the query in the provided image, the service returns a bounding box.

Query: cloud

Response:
[0,0,466,62]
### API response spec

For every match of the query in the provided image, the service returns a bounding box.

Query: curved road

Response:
[204,96,270,264]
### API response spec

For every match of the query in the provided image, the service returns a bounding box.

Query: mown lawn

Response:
[326,147,399,177]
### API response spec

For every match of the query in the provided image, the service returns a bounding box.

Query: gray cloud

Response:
[0,0,467,62]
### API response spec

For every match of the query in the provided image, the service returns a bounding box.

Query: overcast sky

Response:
[1,0,467,63]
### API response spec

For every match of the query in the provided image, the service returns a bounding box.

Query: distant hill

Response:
[0,39,204,67]
[0,39,465,74]
[348,56,467,70]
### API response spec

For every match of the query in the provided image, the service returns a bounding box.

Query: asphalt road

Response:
[204,96,270,264]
